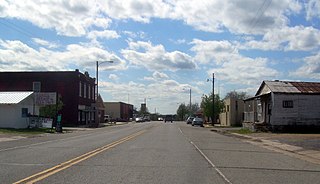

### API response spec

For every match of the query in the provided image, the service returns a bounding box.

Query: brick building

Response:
[104,102,133,121]
[0,70,97,127]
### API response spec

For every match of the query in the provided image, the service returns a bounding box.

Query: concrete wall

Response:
[219,98,244,126]
[271,94,320,126]
[0,96,39,128]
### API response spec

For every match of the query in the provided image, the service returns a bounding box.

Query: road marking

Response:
[178,127,232,184]
[190,141,232,184]
[13,130,146,184]
[0,127,133,152]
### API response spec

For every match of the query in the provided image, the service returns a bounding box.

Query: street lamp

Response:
[207,73,215,125]
[183,88,191,114]
[95,60,113,126]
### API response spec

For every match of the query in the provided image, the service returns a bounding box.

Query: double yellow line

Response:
[14,130,146,184]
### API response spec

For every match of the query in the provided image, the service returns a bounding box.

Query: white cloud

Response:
[244,26,320,51]
[152,71,169,80]
[32,38,60,49]
[98,0,173,23]
[305,0,320,20]
[191,39,279,86]
[99,78,201,114]
[170,39,187,45]
[191,39,238,64]
[87,30,120,40]
[0,1,112,36]
[0,0,303,37]
[171,0,301,34]
[290,53,320,79]
[0,39,127,72]
[122,31,147,40]
[211,56,279,86]
[109,74,119,80]
[121,41,196,71]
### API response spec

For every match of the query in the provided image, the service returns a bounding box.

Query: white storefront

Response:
[0,91,39,128]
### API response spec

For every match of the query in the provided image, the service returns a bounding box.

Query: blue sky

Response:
[0,0,319,114]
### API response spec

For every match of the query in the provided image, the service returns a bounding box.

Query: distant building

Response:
[243,80,320,131]
[219,97,244,126]
[0,70,96,127]
[104,102,133,121]
[0,91,39,128]
[96,94,105,124]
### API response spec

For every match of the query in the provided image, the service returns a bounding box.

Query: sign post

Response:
[56,114,62,133]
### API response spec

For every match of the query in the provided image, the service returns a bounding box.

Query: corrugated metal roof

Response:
[263,81,320,94]
[0,91,33,104]
[290,82,320,93]
[264,81,300,93]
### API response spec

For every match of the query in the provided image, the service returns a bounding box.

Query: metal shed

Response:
[243,81,320,130]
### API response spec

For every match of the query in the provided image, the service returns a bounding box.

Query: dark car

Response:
[164,115,173,123]
[192,117,204,127]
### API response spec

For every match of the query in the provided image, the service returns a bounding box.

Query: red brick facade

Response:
[0,70,96,126]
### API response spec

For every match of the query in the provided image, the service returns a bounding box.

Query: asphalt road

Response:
[0,121,320,184]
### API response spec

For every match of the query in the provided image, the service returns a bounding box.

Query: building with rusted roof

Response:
[243,80,320,131]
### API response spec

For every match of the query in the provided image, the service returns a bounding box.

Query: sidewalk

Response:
[209,126,320,165]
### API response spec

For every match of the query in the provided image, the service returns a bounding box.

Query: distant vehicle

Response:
[186,116,194,124]
[164,115,173,123]
[143,115,150,122]
[192,117,204,127]
[135,117,144,123]
[104,115,110,122]
[158,117,163,121]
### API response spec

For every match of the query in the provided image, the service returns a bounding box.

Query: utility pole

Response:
[95,60,113,127]
[212,73,215,125]
[189,88,192,114]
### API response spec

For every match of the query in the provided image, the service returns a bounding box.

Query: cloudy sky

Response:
[0,0,319,114]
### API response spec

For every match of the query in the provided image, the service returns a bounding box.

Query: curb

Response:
[211,128,320,165]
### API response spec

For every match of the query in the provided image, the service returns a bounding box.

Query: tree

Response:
[176,103,189,121]
[139,106,149,116]
[39,94,63,118]
[190,103,200,115]
[224,91,249,100]
[201,93,224,124]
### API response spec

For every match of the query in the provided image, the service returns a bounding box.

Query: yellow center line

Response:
[14,130,146,184]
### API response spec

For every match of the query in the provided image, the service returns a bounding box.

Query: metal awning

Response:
[0,91,33,104]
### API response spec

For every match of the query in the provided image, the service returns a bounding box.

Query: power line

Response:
[249,0,273,33]
[230,0,273,55]
[0,18,39,39]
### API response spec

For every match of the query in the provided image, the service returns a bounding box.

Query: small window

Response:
[92,86,95,99]
[84,83,87,98]
[79,82,82,97]
[33,82,41,92]
[227,105,230,112]
[283,100,293,108]
[22,108,28,117]
[88,85,91,99]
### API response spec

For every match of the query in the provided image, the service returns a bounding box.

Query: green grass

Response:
[0,128,54,134]
[229,128,253,134]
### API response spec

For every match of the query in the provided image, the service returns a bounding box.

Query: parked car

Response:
[192,117,204,127]
[104,115,110,122]
[186,116,194,124]
[143,115,150,122]
[164,115,173,123]
[135,117,144,123]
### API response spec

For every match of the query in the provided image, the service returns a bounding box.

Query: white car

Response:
[135,117,144,122]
